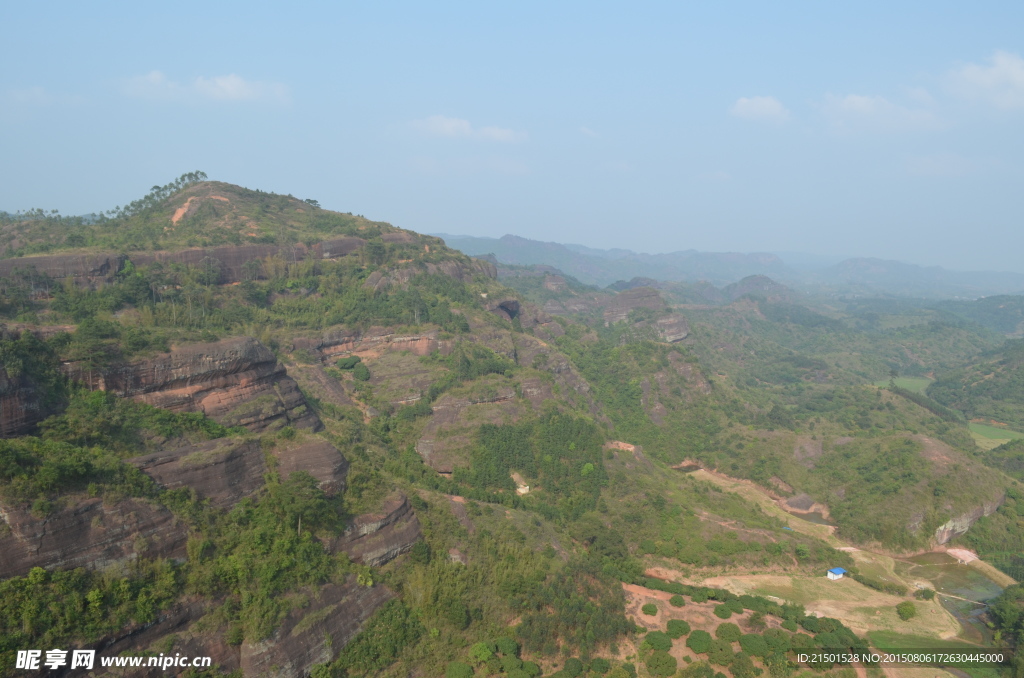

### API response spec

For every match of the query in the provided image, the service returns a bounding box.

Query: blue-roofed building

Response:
[827,567,847,580]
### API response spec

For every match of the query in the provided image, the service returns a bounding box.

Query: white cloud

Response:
[123,71,289,104]
[730,96,789,122]
[948,50,1024,109]
[822,94,941,132]
[411,115,526,142]
[580,126,599,137]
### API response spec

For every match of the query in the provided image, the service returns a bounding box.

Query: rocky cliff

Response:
[933,495,1005,544]
[99,337,321,433]
[333,493,422,567]
[0,497,187,578]
[0,365,51,438]
[239,578,394,678]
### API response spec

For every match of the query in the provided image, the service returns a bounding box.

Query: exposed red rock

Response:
[98,337,321,433]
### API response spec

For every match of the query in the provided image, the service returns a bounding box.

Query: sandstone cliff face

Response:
[362,258,496,291]
[130,437,348,509]
[240,578,394,678]
[130,238,366,284]
[333,493,422,567]
[0,497,187,578]
[274,440,350,496]
[100,337,321,433]
[0,253,124,288]
[933,495,1005,544]
[129,439,268,509]
[293,326,454,359]
[0,366,52,437]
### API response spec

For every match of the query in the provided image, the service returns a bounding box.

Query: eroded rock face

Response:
[0,366,52,438]
[129,439,267,509]
[933,495,1005,544]
[334,493,422,567]
[602,287,664,324]
[131,239,366,284]
[0,253,125,288]
[363,259,496,291]
[240,578,394,678]
[274,440,349,496]
[100,337,321,433]
[0,497,187,578]
[293,326,453,359]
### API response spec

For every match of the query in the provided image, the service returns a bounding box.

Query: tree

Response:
[715,623,741,642]
[642,631,672,652]
[708,639,734,666]
[670,594,686,607]
[747,611,767,630]
[353,362,371,381]
[446,662,474,678]
[896,601,917,621]
[468,642,494,663]
[645,650,677,677]
[642,603,658,616]
[739,634,769,658]
[667,619,691,638]
[687,630,712,654]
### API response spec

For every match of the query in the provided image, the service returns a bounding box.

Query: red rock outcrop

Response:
[0,497,187,578]
[99,337,321,433]
[129,439,267,509]
[292,326,454,359]
[239,578,394,678]
[333,493,422,567]
[274,440,349,495]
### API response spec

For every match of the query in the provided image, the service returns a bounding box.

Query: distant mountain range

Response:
[435,233,1024,300]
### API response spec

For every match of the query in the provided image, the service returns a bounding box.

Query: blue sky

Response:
[2,1,1023,272]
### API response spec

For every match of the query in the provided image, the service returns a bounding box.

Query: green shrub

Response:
[715,623,741,642]
[687,630,712,654]
[781,620,798,632]
[915,588,936,601]
[446,662,474,678]
[642,603,658,616]
[645,650,678,677]
[670,594,686,607]
[708,639,734,666]
[468,641,494,663]
[336,356,362,369]
[739,634,769,657]
[643,631,673,652]
[591,657,611,674]
[564,657,584,677]
[667,619,691,638]
[522,661,542,677]
[896,601,917,621]
[713,604,732,619]
[353,362,371,381]
[496,637,520,656]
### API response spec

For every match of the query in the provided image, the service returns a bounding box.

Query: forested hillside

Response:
[1,176,1022,677]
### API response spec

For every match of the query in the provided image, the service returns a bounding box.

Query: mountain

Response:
[435,233,795,287]
[1,176,1022,677]
[436,233,1024,300]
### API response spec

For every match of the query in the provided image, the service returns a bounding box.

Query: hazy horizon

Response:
[3,2,1023,273]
